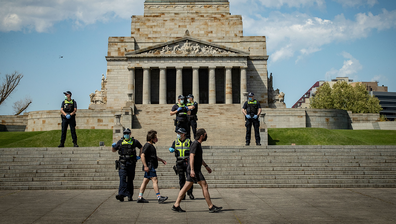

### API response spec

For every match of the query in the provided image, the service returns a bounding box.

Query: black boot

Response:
[58,143,64,148]
[73,142,79,147]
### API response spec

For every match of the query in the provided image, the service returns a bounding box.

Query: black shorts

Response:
[186,169,205,183]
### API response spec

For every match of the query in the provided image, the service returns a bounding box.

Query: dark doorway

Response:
[215,68,225,104]
[199,68,209,104]
[166,68,176,104]
[232,67,240,104]
[135,68,143,104]
[183,68,192,98]
[151,68,159,104]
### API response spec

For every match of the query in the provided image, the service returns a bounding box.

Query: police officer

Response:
[186,94,198,139]
[242,92,262,146]
[112,128,143,202]
[58,91,78,147]
[169,128,194,200]
[170,95,190,134]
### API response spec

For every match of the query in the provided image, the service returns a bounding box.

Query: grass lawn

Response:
[268,128,396,145]
[0,129,112,148]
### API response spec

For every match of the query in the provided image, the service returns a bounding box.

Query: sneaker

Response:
[158,196,168,203]
[137,197,149,203]
[256,143,261,146]
[128,196,133,201]
[188,193,195,200]
[172,205,186,212]
[58,144,64,148]
[115,195,124,202]
[245,143,250,146]
[209,205,223,213]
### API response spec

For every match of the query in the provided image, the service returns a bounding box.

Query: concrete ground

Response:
[0,188,395,224]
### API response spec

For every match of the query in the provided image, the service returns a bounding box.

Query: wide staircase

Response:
[130,104,247,146]
[1,145,395,190]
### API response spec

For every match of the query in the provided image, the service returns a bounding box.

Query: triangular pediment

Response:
[126,36,249,57]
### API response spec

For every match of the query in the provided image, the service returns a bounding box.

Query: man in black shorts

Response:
[172,128,222,213]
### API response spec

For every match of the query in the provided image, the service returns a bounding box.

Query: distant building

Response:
[370,91,396,121]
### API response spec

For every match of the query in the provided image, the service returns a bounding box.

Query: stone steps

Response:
[0,145,395,189]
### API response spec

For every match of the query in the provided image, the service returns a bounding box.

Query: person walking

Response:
[112,128,143,202]
[172,128,222,213]
[242,92,262,146]
[186,94,198,139]
[137,130,168,204]
[58,91,78,147]
[169,128,194,200]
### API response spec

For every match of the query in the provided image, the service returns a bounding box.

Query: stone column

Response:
[225,66,232,104]
[127,67,135,102]
[176,67,183,101]
[240,66,247,104]
[192,66,199,103]
[142,67,151,104]
[159,67,167,104]
[208,66,216,104]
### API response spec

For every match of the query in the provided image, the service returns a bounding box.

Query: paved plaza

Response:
[0,188,395,223]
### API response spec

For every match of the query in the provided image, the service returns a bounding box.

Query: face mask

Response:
[187,99,190,102]
[65,96,68,100]
[180,100,184,104]
[124,134,129,139]
[177,134,181,139]
[203,134,208,142]
[248,97,252,101]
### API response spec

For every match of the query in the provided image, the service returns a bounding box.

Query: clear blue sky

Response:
[1,0,395,115]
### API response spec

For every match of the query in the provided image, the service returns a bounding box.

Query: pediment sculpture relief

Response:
[142,40,237,56]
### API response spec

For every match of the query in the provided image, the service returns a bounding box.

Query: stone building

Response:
[94,0,270,109]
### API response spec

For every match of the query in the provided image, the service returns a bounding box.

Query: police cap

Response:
[178,95,185,99]
[123,128,131,134]
[176,128,187,134]
[187,94,194,99]
[248,92,254,97]
[63,91,72,96]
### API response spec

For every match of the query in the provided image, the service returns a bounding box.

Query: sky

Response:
[0,0,395,115]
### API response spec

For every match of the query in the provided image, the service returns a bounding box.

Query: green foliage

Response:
[268,128,396,145]
[0,129,113,148]
[310,81,382,113]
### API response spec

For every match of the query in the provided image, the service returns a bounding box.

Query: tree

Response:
[311,81,382,113]
[0,71,32,115]
[0,71,23,106]
[13,97,32,115]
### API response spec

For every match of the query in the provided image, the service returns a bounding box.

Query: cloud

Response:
[242,9,396,62]
[0,0,143,32]
[371,75,388,83]
[332,0,378,8]
[325,52,362,80]
[255,0,326,9]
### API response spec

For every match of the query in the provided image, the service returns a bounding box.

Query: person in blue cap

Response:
[169,127,194,200]
[58,91,78,147]
[112,128,143,202]
[242,92,262,146]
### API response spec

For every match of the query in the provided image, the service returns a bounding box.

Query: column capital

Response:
[225,66,233,69]
[142,67,150,70]
[192,66,200,69]
[159,66,167,70]
[127,66,135,71]
[176,66,183,70]
[208,66,216,69]
[240,66,248,69]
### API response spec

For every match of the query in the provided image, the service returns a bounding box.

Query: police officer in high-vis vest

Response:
[112,128,143,202]
[170,95,190,134]
[58,91,78,147]
[169,128,194,200]
[242,92,262,146]
[186,94,198,139]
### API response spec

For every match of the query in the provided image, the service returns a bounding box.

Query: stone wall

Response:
[0,114,28,132]
[306,109,351,129]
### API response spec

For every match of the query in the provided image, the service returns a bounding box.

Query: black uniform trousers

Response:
[188,116,197,140]
[61,116,77,144]
[118,161,136,197]
[177,159,193,195]
[245,118,260,144]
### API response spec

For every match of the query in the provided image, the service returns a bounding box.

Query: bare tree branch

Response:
[13,97,32,115]
[0,71,23,106]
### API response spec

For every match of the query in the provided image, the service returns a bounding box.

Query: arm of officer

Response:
[202,160,212,174]
[70,107,77,116]
[190,153,195,177]
[257,107,262,116]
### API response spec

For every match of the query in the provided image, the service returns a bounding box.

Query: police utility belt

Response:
[115,155,136,170]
